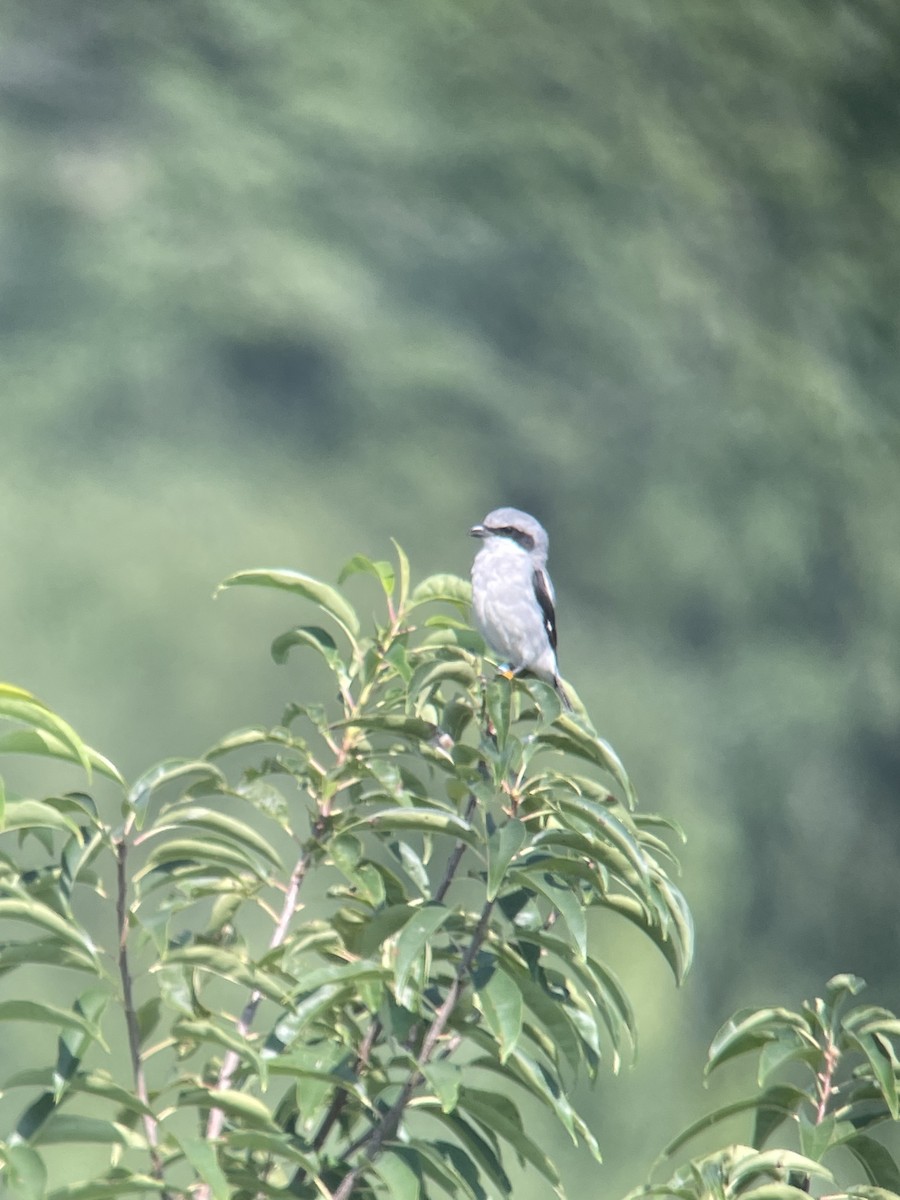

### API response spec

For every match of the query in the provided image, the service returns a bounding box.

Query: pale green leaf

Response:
[338,554,396,597]
[845,1135,900,1192]
[409,574,472,611]
[0,1144,47,1200]
[474,960,524,1062]
[0,730,123,785]
[0,687,92,779]
[487,819,526,901]
[147,805,283,869]
[394,904,451,999]
[216,568,361,637]
[175,1135,229,1200]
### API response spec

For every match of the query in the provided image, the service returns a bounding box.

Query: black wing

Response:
[532,568,558,652]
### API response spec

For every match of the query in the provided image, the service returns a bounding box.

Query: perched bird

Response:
[469,506,572,710]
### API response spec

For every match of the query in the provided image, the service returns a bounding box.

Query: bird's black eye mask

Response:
[487,525,536,552]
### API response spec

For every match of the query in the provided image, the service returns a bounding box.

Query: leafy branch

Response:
[0,551,692,1200]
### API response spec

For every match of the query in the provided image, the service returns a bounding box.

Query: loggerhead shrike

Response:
[469,507,572,710]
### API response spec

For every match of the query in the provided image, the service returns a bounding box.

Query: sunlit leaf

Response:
[537,719,637,809]
[486,819,526,901]
[370,1148,421,1200]
[46,1174,166,1199]
[0,729,123,785]
[0,1145,47,1200]
[0,899,97,960]
[180,1087,279,1129]
[394,903,451,999]
[338,554,396,598]
[343,807,480,847]
[175,1134,230,1200]
[707,1008,814,1075]
[216,568,361,637]
[0,687,92,779]
[473,959,524,1062]
[409,574,472,611]
[127,759,228,828]
[146,805,283,869]
[271,625,346,676]
[457,1088,563,1193]
[1,798,84,838]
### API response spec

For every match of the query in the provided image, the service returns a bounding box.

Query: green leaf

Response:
[136,836,267,880]
[0,938,98,976]
[0,1144,47,1200]
[484,678,512,752]
[408,658,479,699]
[850,1032,900,1119]
[707,1008,813,1075]
[421,1061,463,1114]
[0,899,97,960]
[1,798,84,839]
[216,568,361,637]
[127,759,227,827]
[729,1149,833,1190]
[148,805,283,869]
[371,1148,421,1200]
[475,1041,601,1160]
[394,904,451,1000]
[343,807,480,847]
[175,1135,230,1200]
[0,686,92,779]
[509,870,586,961]
[271,625,346,675]
[662,1088,806,1160]
[844,1137,900,1191]
[179,1087,279,1130]
[0,999,99,1037]
[474,959,524,1062]
[752,1084,809,1149]
[409,574,472,611]
[336,713,438,742]
[34,1115,142,1147]
[46,1174,167,1199]
[338,554,396,597]
[487,819,526,901]
[457,1088,562,1194]
[537,719,637,809]
[418,1107,512,1197]
[0,730,123,784]
[392,539,411,611]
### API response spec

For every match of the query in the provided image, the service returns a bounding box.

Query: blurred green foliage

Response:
[1,0,899,1195]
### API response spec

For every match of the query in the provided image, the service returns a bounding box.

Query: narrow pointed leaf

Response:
[0,730,123,784]
[474,961,524,1062]
[216,568,360,637]
[394,904,451,998]
[176,1134,230,1200]
[409,574,472,611]
[271,625,345,674]
[338,554,396,598]
[0,690,92,779]
[487,819,526,901]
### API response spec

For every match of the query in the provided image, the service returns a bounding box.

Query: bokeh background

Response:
[3,0,900,1194]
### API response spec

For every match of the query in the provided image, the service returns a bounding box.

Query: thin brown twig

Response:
[308,787,479,1159]
[193,848,312,1200]
[331,898,496,1200]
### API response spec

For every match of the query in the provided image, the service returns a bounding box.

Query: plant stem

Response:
[332,897,495,1200]
[115,828,168,1189]
[194,849,311,1200]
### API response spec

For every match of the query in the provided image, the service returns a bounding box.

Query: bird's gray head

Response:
[469,507,550,559]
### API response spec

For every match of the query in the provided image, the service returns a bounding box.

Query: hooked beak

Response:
[469,524,487,538]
